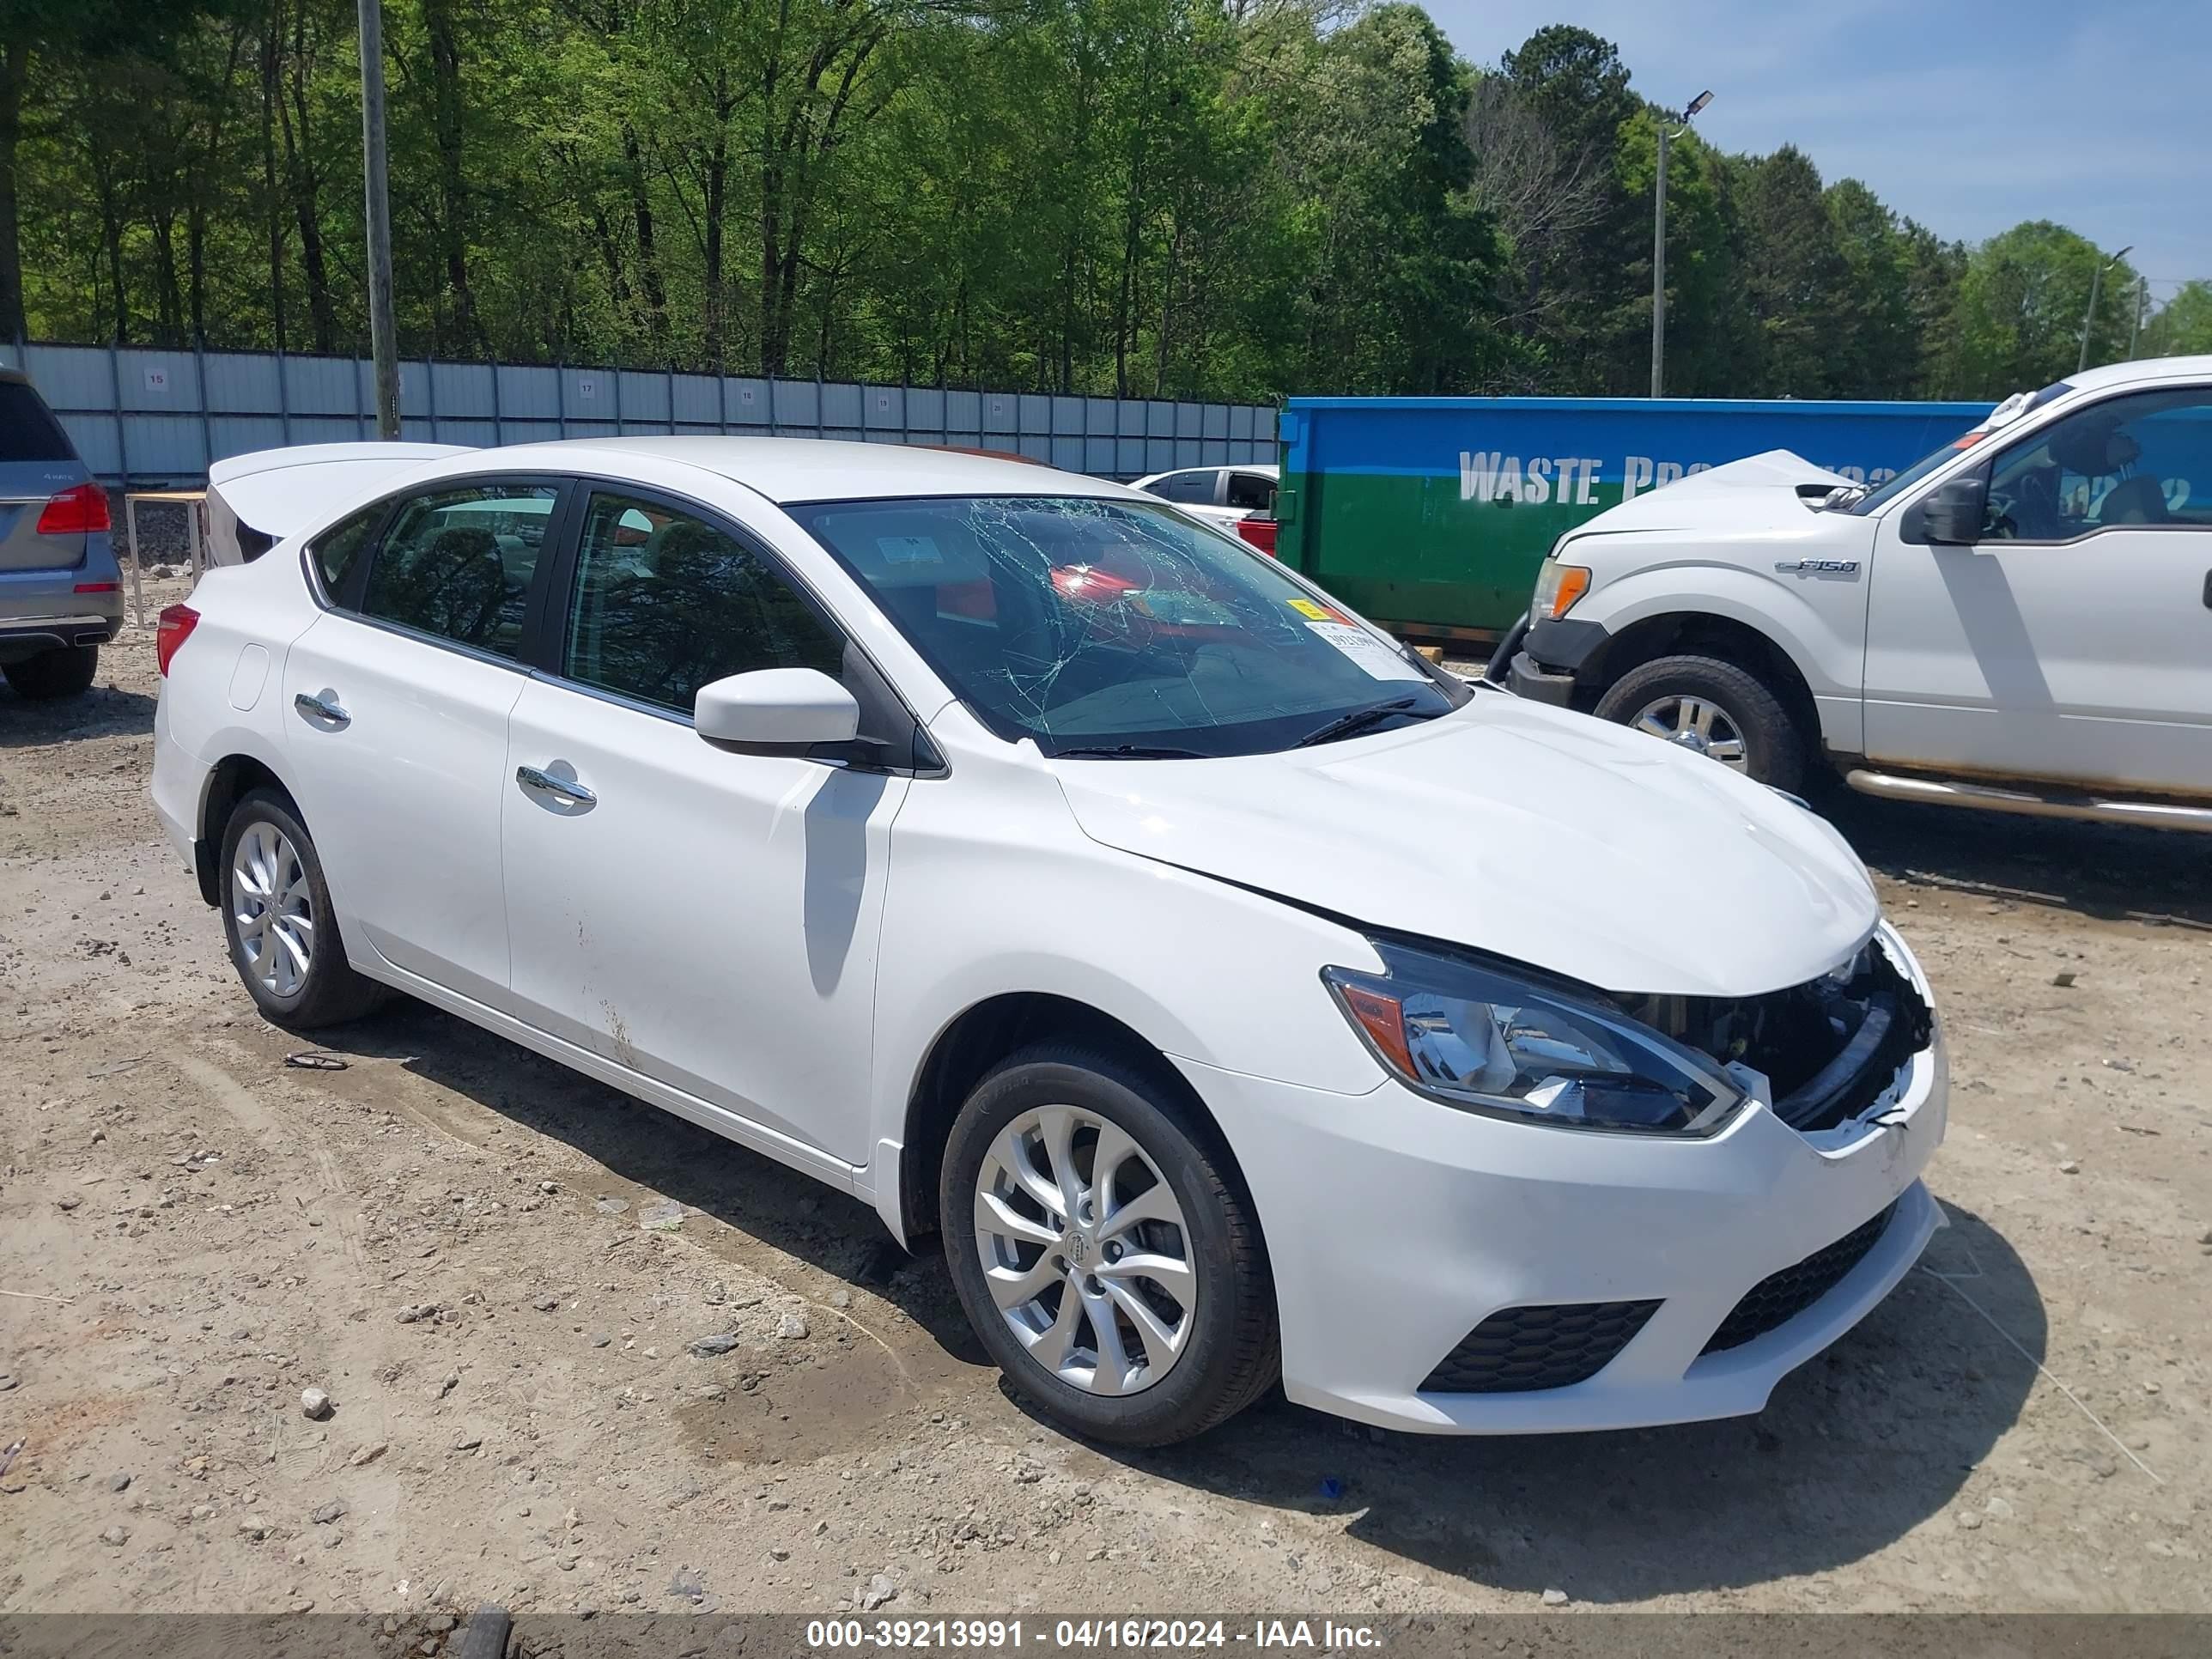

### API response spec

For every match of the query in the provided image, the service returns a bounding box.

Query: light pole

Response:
[2077,243,2132,374]
[1651,90,1712,399]
[357,0,399,440]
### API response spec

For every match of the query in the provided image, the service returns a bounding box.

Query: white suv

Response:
[1503,356,2212,830]
[153,438,1943,1447]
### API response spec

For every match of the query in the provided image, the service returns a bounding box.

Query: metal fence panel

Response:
[23,344,106,410]
[432,362,495,421]
[672,373,721,426]
[1,341,1277,485]
[774,380,819,431]
[821,382,864,431]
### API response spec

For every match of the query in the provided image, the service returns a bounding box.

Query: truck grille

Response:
[1420,1299,1661,1393]
[1701,1200,1898,1355]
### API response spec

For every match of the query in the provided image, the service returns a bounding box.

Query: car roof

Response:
[2060,354,2212,394]
[1133,461,1278,484]
[470,436,1136,506]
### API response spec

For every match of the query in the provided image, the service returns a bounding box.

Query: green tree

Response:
[1733,145,1850,396]
[1822,178,1917,396]
[1942,221,2142,396]
[2141,281,2212,357]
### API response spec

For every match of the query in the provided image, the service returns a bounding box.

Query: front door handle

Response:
[516,763,597,805]
[2203,570,2210,611]
[294,690,349,725]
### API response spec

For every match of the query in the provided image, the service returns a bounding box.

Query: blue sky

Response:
[1429,0,2212,306]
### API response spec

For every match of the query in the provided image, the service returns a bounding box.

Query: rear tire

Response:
[218,787,386,1030]
[941,1043,1279,1447]
[3,644,99,701]
[1595,653,1808,794]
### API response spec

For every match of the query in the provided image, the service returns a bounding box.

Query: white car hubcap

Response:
[1632,694,1748,770]
[973,1105,1195,1396]
[232,821,314,999]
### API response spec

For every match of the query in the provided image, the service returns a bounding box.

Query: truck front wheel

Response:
[1594,653,1808,794]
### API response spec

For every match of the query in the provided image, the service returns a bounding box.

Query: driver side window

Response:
[1982,388,2209,541]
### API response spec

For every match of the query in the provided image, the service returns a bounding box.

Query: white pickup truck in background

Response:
[1501,355,2212,831]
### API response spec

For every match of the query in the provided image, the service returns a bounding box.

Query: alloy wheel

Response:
[1632,693,1748,770]
[972,1104,1195,1396]
[231,820,314,999]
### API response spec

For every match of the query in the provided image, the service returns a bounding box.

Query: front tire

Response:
[940,1044,1279,1447]
[218,788,385,1029]
[1594,653,1808,793]
[3,644,99,700]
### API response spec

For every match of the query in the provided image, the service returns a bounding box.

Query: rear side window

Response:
[1148,470,1218,505]
[1226,471,1276,512]
[0,380,76,462]
[562,490,843,714]
[308,504,384,598]
[360,483,556,659]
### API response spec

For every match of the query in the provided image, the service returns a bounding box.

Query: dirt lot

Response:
[2,590,2207,1620]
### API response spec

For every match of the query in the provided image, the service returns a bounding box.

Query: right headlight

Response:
[1323,940,1748,1136]
[1530,557,1591,619]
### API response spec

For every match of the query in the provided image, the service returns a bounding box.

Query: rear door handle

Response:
[2202,570,2210,610]
[516,763,597,805]
[294,690,349,725]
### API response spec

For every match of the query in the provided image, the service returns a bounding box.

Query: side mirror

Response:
[694,667,860,753]
[1921,476,1987,545]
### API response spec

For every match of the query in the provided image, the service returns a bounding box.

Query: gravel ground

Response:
[1,593,2206,1620]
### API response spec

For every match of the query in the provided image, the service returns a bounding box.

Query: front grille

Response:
[1702,1201,1898,1355]
[1421,1299,1661,1394]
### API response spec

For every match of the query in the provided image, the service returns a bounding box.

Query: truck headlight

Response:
[1324,941,1747,1136]
[1532,560,1591,619]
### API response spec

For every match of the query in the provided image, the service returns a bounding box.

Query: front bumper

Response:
[1177,944,1948,1434]
[1506,649,1577,707]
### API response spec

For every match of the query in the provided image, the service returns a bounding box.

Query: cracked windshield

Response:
[792,495,1468,757]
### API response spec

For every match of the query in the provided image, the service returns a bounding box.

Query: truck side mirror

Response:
[1921,476,1987,545]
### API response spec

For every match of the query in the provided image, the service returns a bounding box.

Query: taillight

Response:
[156,604,199,676]
[35,480,112,535]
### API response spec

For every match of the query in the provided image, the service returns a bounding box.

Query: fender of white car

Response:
[1561,536,1873,750]
[860,722,1390,1241]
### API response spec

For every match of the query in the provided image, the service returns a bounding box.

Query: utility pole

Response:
[1651,90,1712,399]
[357,0,399,439]
[2127,275,2146,360]
[2078,244,2131,374]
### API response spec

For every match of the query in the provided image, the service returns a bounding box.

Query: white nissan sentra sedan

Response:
[150,439,1947,1448]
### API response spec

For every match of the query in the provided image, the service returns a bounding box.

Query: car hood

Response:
[1567,449,1854,540]
[1049,694,1878,998]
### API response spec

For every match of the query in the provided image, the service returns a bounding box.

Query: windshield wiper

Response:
[1051,743,1211,760]
[1292,696,1427,748]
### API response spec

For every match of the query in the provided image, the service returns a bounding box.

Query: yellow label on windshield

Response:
[1286,598,1332,620]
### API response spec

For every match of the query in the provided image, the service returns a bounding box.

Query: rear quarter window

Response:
[307,503,387,601]
[0,380,77,463]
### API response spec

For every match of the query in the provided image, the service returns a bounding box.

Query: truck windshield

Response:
[1844,380,2073,514]
[790,495,1468,758]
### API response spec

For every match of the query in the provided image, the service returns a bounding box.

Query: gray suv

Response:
[1,368,124,700]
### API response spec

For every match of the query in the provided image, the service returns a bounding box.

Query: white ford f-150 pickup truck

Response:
[1500,355,2212,830]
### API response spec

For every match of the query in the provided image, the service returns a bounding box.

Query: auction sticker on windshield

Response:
[1304,618,1428,681]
